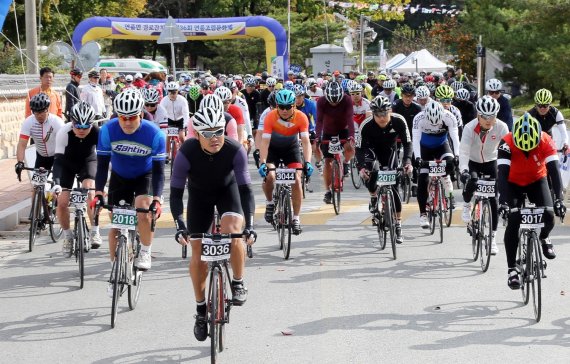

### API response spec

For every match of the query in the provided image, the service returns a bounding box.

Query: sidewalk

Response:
[0,157,32,231]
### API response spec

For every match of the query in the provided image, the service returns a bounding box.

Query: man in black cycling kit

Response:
[356,96,413,244]
[528,88,568,151]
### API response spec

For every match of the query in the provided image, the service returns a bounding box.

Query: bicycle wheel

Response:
[385,192,397,260]
[443,193,453,228]
[218,269,228,353]
[48,201,63,242]
[111,239,125,328]
[169,138,177,176]
[517,231,530,305]
[437,182,444,243]
[76,216,85,289]
[530,233,542,322]
[428,203,436,235]
[282,192,292,260]
[479,200,492,272]
[278,193,286,251]
[403,175,411,204]
[350,159,362,189]
[331,159,341,215]
[28,190,42,252]
[209,267,221,364]
[471,203,479,261]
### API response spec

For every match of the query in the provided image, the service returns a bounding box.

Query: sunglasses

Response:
[350,92,361,96]
[537,104,550,109]
[277,104,293,110]
[118,114,139,121]
[222,100,231,105]
[373,110,389,117]
[199,128,225,139]
[73,123,92,130]
[488,90,500,95]
[33,109,49,115]
[479,114,495,120]
[439,98,452,103]
[145,103,157,107]
[168,90,178,94]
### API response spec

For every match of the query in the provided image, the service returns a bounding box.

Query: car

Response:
[95,58,168,77]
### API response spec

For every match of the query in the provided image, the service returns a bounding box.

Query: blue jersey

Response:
[97,118,166,180]
[297,98,317,131]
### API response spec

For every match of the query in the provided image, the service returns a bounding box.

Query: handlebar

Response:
[17,166,51,182]
[94,204,157,232]
[187,232,254,258]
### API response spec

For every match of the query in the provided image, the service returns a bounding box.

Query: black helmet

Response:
[267,91,277,108]
[401,83,416,95]
[200,81,210,90]
[370,95,392,112]
[29,93,51,112]
[87,70,100,78]
[324,81,344,104]
[70,67,83,76]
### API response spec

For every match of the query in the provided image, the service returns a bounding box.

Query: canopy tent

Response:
[389,49,448,73]
[385,53,406,69]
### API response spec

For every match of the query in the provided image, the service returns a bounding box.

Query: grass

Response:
[510,95,570,119]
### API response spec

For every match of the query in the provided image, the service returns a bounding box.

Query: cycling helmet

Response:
[275,89,296,105]
[188,85,201,101]
[224,79,237,90]
[324,81,344,104]
[266,77,277,87]
[370,95,392,112]
[426,82,436,93]
[141,87,160,103]
[70,101,96,126]
[267,91,277,108]
[87,70,100,78]
[435,84,454,99]
[425,101,445,126]
[70,67,82,76]
[382,79,396,89]
[306,78,317,87]
[424,75,434,82]
[293,84,306,97]
[29,93,51,112]
[485,78,502,92]
[244,77,256,87]
[284,80,295,91]
[355,75,367,82]
[456,88,470,101]
[347,80,362,93]
[416,86,430,99]
[199,94,224,112]
[165,81,179,91]
[450,81,464,91]
[235,79,244,90]
[341,78,350,92]
[476,95,501,116]
[113,88,144,116]
[401,83,416,95]
[534,88,553,105]
[214,86,232,102]
[192,107,225,132]
[512,113,542,152]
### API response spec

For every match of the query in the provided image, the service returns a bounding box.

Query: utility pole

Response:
[25,0,39,74]
[476,35,486,98]
[359,14,364,73]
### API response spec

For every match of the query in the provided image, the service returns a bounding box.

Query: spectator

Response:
[64,67,83,122]
[25,66,63,118]
[80,70,106,119]
[133,72,147,88]
[115,74,126,93]
[98,68,116,117]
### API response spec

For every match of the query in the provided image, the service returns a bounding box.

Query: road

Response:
[1,164,570,363]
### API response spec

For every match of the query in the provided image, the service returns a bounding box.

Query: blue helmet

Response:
[275,89,296,105]
[293,84,306,96]
[284,80,295,91]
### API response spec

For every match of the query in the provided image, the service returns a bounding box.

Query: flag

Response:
[0,0,11,31]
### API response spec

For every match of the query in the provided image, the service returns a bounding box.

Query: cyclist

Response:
[260,77,276,109]
[459,96,509,255]
[293,84,317,136]
[188,94,239,141]
[142,87,168,129]
[93,89,166,279]
[497,113,565,289]
[412,101,460,228]
[214,86,246,144]
[254,91,277,167]
[486,78,513,130]
[379,79,400,103]
[258,89,313,234]
[15,93,64,175]
[453,88,477,128]
[80,70,106,120]
[306,78,324,101]
[316,81,355,203]
[435,84,463,137]
[415,85,432,110]
[52,102,101,255]
[160,81,189,161]
[241,77,261,138]
[348,81,371,130]
[228,80,254,150]
[528,88,568,151]
[170,107,256,342]
[65,68,83,122]
[356,96,412,244]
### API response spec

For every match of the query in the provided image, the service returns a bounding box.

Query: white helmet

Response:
[383,79,396,89]
[70,101,96,126]
[485,78,502,92]
[347,80,363,93]
[199,94,224,112]
[141,87,160,103]
[416,85,430,99]
[476,95,501,116]
[456,88,470,101]
[214,86,232,101]
[265,77,277,87]
[192,107,225,131]
[113,88,144,117]
[166,81,179,91]
[425,101,445,126]
[450,81,464,91]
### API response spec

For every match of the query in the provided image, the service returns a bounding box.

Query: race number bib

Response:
[275,168,296,185]
[474,179,496,197]
[377,170,397,186]
[31,170,48,186]
[328,136,343,155]
[428,161,446,177]
[110,207,137,230]
[69,190,88,208]
[166,127,179,136]
[201,237,232,262]
[520,208,544,229]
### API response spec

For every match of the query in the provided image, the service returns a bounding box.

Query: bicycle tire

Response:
[218,268,227,353]
[128,232,142,310]
[518,231,530,305]
[182,245,188,259]
[375,191,386,250]
[530,232,542,322]
[437,182,444,243]
[443,193,453,228]
[428,203,436,235]
[29,190,42,252]
[48,200,63,242]
[403,175,411,204]
[278,192,285,251]
[471,202,479,261]
[282,192,292,260]
[386,191,397,260]
[209,267,220,364]
[76,215,85,289]
[331,159,341,215]
[479,200,492,272]
[350,159,362,189]
[111,239,125,328]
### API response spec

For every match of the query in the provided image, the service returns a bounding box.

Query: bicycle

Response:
[467,176,495,272]
[350,157,364,189]
[189,232,247,364]
[371,164,398,260]
[425,160,450,243]
[165,126,180,175]
[393,143,412,204]
[96,202,156,328]
[322,136,345,215]
[18,167,63,252]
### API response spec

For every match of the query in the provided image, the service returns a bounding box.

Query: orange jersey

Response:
[262,109,309,148]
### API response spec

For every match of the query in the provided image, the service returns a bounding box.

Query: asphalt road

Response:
[2,166,570,363]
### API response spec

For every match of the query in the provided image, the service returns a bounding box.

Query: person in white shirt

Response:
[80,70,106,119]
[306,78,324,101]
[160,81,189,142]
[142,87,168,128]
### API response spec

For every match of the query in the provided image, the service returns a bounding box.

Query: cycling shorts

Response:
[108,171,152,206]
[187,182,243,234]
[35,153,54,170]
[59,159,97,189]
[320,129,349,159]
[167,118,185,130]
[267,145,303,168]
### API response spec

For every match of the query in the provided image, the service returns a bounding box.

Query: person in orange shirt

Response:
[25,67,63,118]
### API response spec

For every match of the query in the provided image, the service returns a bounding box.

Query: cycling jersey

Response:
[352,98,371,127]
[459,118,509,172]
[315,95,355,139]
[80,83,106,118]
[65,80,80,122]
[452,99,476,128]
[233,96,252,136]
[258,107,271,131]
[448,104,463,129]
[159,95,190,127]
[227,104,245,126]
[240,88,261,126]
[297,98,317,131]
[378,91,400,103]
[262,109,309,149]
[412,110,460,158]
[497,132,558,187]
[306,87,324,101]
[147,104,169,128]
[53,122,98,187]
[496,95,513,131]
[392,99,421,135]
[528,106,568,146]
[19,114,64,157]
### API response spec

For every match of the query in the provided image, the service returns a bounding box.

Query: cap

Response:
[125,75,133,82]
[135,72,143,79]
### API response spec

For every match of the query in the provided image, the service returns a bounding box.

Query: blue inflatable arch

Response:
[72,16,288,78]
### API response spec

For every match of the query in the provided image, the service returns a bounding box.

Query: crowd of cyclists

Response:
[15,65,568,341]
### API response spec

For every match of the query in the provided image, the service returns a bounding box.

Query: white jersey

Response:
[459,118,509,172]
[234,96,252,136]
[412,109,460,158]
[150,104,169,128]
[378,90,397,104]
[80,83,106,117]
[448,104,463,129]
[258,107,272,131]
[159,94,190,127]
[20,114,65,157]
[306,87,324,101]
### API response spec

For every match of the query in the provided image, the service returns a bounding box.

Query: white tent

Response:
[385,53,406,69]
[391,49,448,73]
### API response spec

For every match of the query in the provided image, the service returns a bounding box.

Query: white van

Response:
[95,58,168,76]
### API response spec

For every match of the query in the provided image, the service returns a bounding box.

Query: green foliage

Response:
[0,45,65,74]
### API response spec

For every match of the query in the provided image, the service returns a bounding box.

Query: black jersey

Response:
[528,106,565,135]
[392,99,422,136]
[240,88,261,123]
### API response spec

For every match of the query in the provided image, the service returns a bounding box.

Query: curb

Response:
[0,198,31,231]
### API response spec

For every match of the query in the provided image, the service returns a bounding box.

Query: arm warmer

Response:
[546,160,563,200]
[95,154,111,191]
[152,160,165,197]
[52,153,64,186]
[169,186,186,231]
[497,164,511,205]
[238,183,255,229]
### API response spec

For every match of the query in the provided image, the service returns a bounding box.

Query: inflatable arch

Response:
[72,16,288,78]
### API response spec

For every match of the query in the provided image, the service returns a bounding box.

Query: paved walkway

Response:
[0,158,30,212]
